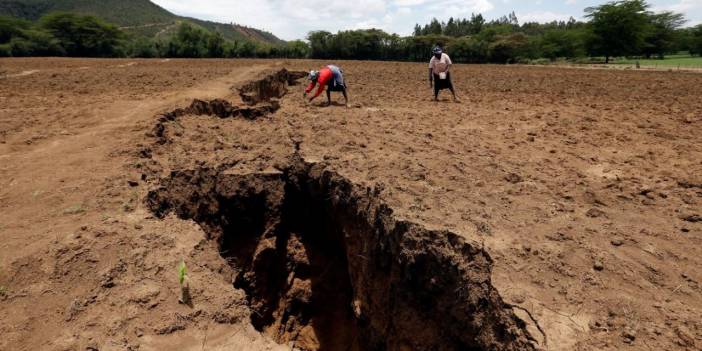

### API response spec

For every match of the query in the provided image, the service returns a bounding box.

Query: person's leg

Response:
[433,74,439,101]
[447,72,459,101]
[326,87,332,106]
[342,86,349,106]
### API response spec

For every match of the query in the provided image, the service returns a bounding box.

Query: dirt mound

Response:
[146,157,539,351]
[238,68,308,105]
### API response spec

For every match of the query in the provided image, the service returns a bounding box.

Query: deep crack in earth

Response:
[146,157,538,351]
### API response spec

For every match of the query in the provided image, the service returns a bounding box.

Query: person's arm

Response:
[309,82,325,101]
[309,72,331,101]
[428,59,434,87]
[304,81,315,98]
[445,54,453,72]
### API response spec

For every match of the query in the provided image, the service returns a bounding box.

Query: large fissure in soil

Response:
[238,68,308,105]
[148,68,307,145]
[146,158,537,351]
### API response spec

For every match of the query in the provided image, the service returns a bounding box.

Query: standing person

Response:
[304,64,349,107]
[428,46,459,102]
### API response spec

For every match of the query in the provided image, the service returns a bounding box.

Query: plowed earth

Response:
[0,57,700,350]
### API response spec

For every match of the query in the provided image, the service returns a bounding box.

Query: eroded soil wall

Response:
[146,158,537,351]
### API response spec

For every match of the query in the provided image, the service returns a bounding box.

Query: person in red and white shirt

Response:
[304,64,349,107]
[429,46,459,102]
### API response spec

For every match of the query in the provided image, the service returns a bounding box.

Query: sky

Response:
[151,0,702,40]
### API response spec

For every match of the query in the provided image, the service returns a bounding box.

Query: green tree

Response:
[413,24,422,36]
[691,24,702,56]
[444,17,459,37]
[166,23,208,57]
[207,31,225,57]
[540,28,586,59]
[0,16,31,43]
[14,28,63,56]
[427,18,443,35]
[236,40,257,57]
[489,33,531,63]
[307,30,332,58]
[585,0,651,63]
[282,40,310,58]
[39,12,123,57]
[468,13,485,35]
[404,34,454,61]
[450,37,489,63]
[128,37,157,58]
[642,11,686,58]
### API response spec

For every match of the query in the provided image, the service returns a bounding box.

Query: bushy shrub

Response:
[0,43,11,57]
[127,37,157,58]
[489,33,530,63]
[39,12,123,57]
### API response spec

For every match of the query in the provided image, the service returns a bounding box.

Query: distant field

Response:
[612,54,702,68]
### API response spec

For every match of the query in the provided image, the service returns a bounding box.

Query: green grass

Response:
[612,54,702,68]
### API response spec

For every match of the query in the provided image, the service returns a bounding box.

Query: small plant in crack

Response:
[178,260,191,306]
[0,285,7,299]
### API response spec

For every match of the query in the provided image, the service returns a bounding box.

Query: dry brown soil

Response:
[0,57,700,350]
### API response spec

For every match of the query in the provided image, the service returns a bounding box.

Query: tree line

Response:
[1,1,702,63]
[0,12,310,58]
[310,1,702,63]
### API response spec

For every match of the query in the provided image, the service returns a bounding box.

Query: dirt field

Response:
[0,57,700,351]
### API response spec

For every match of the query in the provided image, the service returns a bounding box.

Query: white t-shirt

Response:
[429,53,452,74]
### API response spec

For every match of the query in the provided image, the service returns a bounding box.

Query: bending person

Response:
[304,64,349,107]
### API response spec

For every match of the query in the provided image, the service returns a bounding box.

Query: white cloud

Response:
[517,10,577,23]
[153,0,391,40]
[653,0,702,13]
[651,0,702,27]
[394,0,429,6]
[150,0,702,40]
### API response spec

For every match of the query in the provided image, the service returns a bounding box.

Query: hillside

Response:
[0,0,284,44]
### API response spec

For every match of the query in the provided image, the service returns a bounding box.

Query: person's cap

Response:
[432,46,443,55]
[308,70,319,81]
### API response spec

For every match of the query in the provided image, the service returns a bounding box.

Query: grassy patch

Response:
[613,55,702,68]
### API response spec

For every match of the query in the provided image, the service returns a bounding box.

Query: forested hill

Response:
[0,0,284,44]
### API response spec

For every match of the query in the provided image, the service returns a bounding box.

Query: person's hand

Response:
[429,79,433,88]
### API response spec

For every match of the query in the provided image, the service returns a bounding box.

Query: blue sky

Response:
[151,0,702,40]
